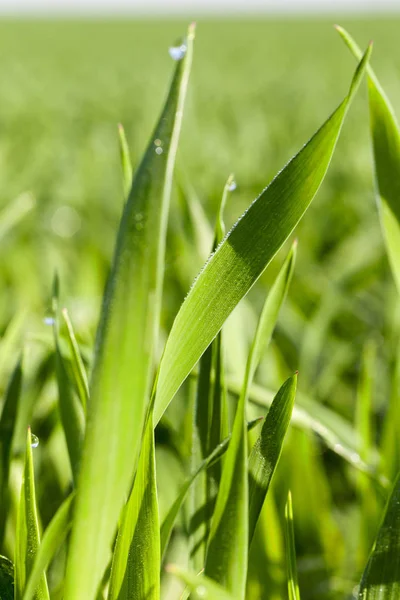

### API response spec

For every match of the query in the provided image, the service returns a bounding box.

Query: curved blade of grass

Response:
[0,355,23,547]
[0,555,14,600]
[234,379,387,487]
[64,25,194,600]
[154,46,371,424]
[161,417,261,561]
[108,408,159,600]
[249,374,297,544]
[284,492,300,600]
[15,429,49,600]
[61,308,89,413]
[118,123,133,199]
[358,471,400,599]
[336,26,400,294]
[23,494,74,600]
[166,565,235,600]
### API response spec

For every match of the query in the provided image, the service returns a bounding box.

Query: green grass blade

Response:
[166,565,235,600]
[284,492,301,600]
[336,26,400,294]
[22,494,74,600]
[118,123,133,199]
[0,191,35,243]
[15,429,49,600]
[108,407,159,600]
[154,46,371,424]
[160,418,261,561]
[204,364,248,597]
[248,374,297,543]
[0,555,14,600]
[64,25,194,600]
[239,379,387,487]
[53,315,85,483]
[60,308,89,413]
[0,355,23,548]
[358,471,400,599]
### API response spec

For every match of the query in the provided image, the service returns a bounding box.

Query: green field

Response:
[1,17,400,600]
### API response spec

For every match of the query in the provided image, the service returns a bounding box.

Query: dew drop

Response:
[168,43,187,61]
[154,138,162,147]
[31,433,39,449]
[195,585,207,598]
[155,147,163,155]
[43,316,55,326]
[228,180,237,192]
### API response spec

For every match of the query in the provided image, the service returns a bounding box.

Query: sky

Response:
[2,0,400,15]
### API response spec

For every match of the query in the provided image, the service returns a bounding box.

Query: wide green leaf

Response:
[336,26,400,294]
[154,45,371,424]
[64,25,195,600]
[0,555,13,600]
[108,408,160,600]
[23,494,74,600]
[358,471,400,599]
[15,429,49,600]
[248,374,297,543]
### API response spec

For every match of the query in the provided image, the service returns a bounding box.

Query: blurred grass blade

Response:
[53,295,85,483]
[248,374,297,543]
[23,494,74,600]
[0,191,35,243]
[284,492,300,600]
[154,46,371,424]
[118,123,133,199]
[336,26,400,294]
[15,429,49,600]
[61,308,89,413]
[358,471,400,599]
[0,355,23,548]
[166,565,235,600]
[0,555,14,600]
[108,408,160,600]
[64,25,194,600]
[161,418,261,560]
[204,361,248,597]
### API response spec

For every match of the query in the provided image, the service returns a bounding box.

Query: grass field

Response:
[1,17,400,600]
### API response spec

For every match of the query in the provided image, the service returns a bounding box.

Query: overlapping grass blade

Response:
[0,355,23,548]
[118,123,133,199]
[189,176,232,570]
[358,471,400,599]
[108,406,159,600]
[64,25,195,600]
[15,429,49,600]
[0,555,14,600]
[284,492,301,600]
[60,308,89,413]
[23,494,74,600]
[52,293,85,483]
[166,565,235,600]
[154,46,371,424]
[248,374,297,543]
[161,417,261,560]
[336,26,400,294]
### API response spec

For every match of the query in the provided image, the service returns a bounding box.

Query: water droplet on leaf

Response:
[44,316,55,326]
[155,147,163,155]
[228,180,237,191]
[31,433,39,449]
[168,43,187,61]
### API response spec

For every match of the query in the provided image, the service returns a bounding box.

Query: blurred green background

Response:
[1,17,400,599]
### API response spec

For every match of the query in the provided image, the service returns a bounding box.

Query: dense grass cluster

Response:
[0,17,400,600]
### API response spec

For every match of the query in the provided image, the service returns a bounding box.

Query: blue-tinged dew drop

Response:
[168,43,187,61]
[31,433,39,449]
[44,316,55,326]
[228,180,237,192]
